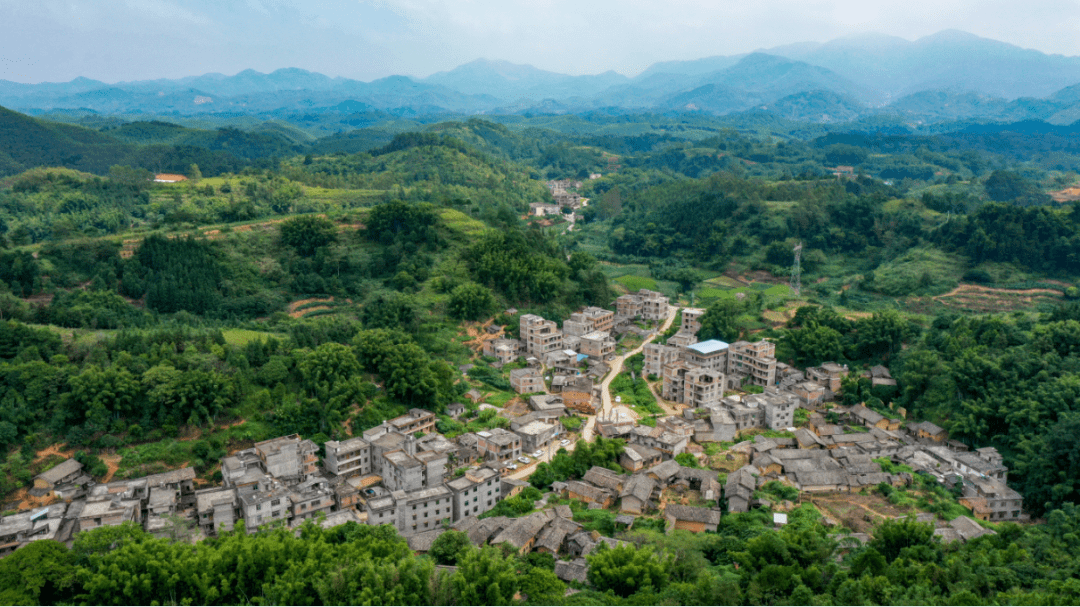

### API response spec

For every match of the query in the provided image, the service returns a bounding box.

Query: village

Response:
[0,287,1027,582]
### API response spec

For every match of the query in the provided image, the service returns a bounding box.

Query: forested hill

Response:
[0,106,133,176]
[0,107,299,178]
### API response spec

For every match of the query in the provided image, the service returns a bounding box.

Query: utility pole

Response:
[790,242,802,297]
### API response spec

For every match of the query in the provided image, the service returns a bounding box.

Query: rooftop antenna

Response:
[790,242,802,297]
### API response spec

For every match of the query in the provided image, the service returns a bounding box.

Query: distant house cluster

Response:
[484,306,623,412]
[407,457,724,585]
[724,404,1025,523]
[0,293,1031,562]
[546,179,585,210]
[529,180,587,217]
[2,461,197,557]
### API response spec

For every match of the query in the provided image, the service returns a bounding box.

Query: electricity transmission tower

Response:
[790,242,803,297]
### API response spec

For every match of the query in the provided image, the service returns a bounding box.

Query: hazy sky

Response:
[3,0,1080,84]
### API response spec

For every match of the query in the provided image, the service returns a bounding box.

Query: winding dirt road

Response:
[507,305,680,480]
[584,306,680,441]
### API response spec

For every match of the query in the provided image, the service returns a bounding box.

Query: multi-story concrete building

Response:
[578,331,615,360]
[448,467,503,520]
[364,493,398,527]
[288,478,335,523]
[564,307,615,336]
[381,450,426,492]
[643,343,681,378]
[681,308,705,334]
[324,437,372,478]
[195,487,239,535]
[615,294,642,319]
[616,289,670,322]
[662,363,724,408]
[389,409,438,436]
[743,389,798,430]
[515,419,560,453]
[398,486,454,535]
[253,435,318,486]
[806,362,848,394]
[721,396,764,431]
[510,367,545,394]
[221,450,268,489]
[483,338,522,364]
[728,340,777,387]
[682,340,729,372]
[520,314,563,357]
[237,477,292,532]
[477,429,522,467]
[661,361,689,402]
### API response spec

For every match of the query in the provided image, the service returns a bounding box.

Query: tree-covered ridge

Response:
[775,302,1080,517]
[605,173,913,266]
[0,107,289,179]
[890,308,1080,516]
[282,131,549,208]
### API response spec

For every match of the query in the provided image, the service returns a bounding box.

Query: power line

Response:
[790,242,802,297]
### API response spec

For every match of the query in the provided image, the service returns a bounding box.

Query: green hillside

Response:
[0,105,134,176]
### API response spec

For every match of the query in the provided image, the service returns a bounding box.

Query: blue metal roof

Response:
[688,339,729,354]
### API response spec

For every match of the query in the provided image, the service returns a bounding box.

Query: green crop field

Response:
[615,274,658,291]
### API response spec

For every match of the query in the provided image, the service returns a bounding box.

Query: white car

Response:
[518,456,530,464]
[532,450,544,458]
[507,464,518,470]
[560,439,571,446]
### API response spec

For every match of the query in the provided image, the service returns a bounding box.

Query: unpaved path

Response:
[511,306,679,480]
[585,306,680,442]
[934,283,1063,301]
[34,444,75,464]
[101,454,121,483]
[647,380,683,417]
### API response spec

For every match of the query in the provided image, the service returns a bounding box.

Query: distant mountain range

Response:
[6,30,1080,126]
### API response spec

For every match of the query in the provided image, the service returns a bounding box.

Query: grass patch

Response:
[609,356,662,417]
[439,208,488,236]
[615,274,658,291]
[869,247,965,297]
[484,391,518,407]
[221,328,284,347]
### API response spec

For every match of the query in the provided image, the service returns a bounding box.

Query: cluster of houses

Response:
[723,403,1026,524]
[529,180,587,217]
[435,457,727,585]
[2,461,198,557]
[2,393,587,558]
[0,289,1028,565]
[488,290,677,413]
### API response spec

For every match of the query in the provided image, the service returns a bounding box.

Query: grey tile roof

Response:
[664,504,721,526]
[36,459,82,484]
